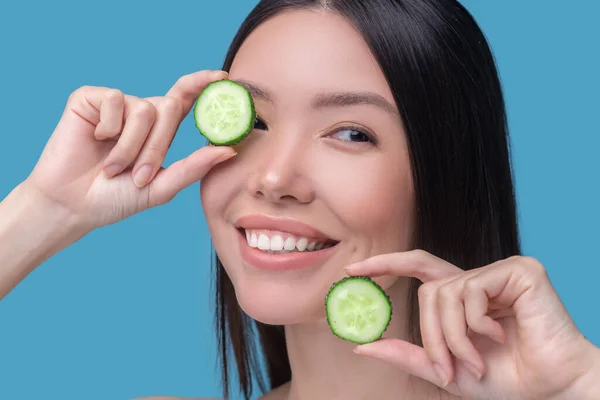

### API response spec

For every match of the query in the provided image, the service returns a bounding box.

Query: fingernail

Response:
[103,163,123,178]
[433,363,449,387]
[345,263,361,274]
[464,361,482,381]
[493,331,506,344]
[213,150,237,164]
[133,164,153,188]
[213,70,227,79]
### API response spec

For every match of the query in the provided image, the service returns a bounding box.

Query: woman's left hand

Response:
[346,251,600,400]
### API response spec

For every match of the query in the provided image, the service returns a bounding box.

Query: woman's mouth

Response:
[233,215,340,271]
[241,228,338,254]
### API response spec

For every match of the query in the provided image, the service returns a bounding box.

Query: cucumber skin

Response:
[325,276,393,344]
[193,79,256,146]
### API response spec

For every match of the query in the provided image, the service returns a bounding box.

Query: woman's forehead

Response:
[229,9,394,105]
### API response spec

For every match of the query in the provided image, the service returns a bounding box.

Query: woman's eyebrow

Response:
[312,91,398,115]
[233,79,273,103]
[232,79,398,115]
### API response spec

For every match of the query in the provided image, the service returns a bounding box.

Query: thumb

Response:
[148,145,236,206]
[354,338,459,394]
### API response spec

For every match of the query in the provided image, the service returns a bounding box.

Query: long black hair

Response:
[213,0,521,398]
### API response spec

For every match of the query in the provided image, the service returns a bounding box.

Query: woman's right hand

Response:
[23,69,236,234]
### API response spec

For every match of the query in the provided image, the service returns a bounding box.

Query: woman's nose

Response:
[246,136,315,205]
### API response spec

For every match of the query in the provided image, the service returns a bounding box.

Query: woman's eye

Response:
[254,117,268,131]
[331,128,374,143]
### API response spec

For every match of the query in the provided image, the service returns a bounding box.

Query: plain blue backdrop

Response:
[0,1,598,399]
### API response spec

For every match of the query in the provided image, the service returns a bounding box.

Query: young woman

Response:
[0,0,598,399]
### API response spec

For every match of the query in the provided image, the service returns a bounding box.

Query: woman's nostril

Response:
[250,178,315,204]
[279,195,297,202]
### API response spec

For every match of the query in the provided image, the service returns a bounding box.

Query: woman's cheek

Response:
[200,161,242,243]
[200,163,245,286]
[311,152,413,294]
[310,151,413,238]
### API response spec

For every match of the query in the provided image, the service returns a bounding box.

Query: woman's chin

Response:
[233,281,326,326]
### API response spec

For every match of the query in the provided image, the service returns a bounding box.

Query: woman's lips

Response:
[237,229,338,271]
[235,214,336,242]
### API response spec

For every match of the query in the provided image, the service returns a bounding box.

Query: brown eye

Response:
[332,128,374,143]
[254,117,268,131]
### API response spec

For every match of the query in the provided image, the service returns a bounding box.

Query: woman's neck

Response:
[282,277,444,400]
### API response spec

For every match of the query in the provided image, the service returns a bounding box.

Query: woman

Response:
[0,0,598,399]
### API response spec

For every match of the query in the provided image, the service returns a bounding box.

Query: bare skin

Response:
[200,9,600,400]
[0,70,236,301]
[1,7,599,400]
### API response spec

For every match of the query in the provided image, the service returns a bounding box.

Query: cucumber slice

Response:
[325,276,392,344]
[193,79,256,145]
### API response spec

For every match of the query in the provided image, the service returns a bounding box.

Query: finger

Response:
[102,99,157,178]
[94,88,125,140]
[354,339,461,396]
[462,257,558,328]
[488,308,516,320]
[463,274,506,344]
[418,282,455,386]
[165,70,228,117]
[438,280,486,380]
[130,97,183,188]
[345,250,462,283]
[68,85,119,127]
[147,145,236,207]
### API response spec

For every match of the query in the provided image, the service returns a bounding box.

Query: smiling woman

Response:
[203,5,418,396]
[0,0,599,400]
[199,1,599,399]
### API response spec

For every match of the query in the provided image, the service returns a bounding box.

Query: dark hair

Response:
[213,0,521,398]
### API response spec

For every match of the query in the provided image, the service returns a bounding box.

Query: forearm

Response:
[0,182,82,300]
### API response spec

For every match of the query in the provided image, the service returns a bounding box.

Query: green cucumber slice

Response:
[325,276,392,344]
[193,79,256,145]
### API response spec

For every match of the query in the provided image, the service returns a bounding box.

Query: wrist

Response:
[0,182,85,285]
[11,181,86,247]
[574,344,600,399]
[554,339,600,400]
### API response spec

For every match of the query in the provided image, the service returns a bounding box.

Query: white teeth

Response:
[270,235,284,251]
[284,237,296,251]
[257,234,270,250]
[244,229,331,253]
[296,237,308,252]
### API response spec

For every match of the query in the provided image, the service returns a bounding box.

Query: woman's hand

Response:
[23,70,236,233]
[346,251,600,400]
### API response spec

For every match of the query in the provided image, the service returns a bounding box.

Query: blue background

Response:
[0,1,598,399]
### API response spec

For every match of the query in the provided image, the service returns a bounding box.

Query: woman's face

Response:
[201,9,415,325]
